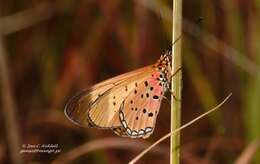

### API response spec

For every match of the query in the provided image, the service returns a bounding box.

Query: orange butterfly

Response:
[64,52,172,139]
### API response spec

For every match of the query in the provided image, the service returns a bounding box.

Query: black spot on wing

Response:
[144,81,148,87]
[153,95,159,99]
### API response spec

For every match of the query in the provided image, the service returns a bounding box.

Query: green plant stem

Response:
[171,0,182,163]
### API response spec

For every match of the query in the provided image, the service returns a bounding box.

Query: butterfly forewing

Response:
[65,52,172,139]
[64,84,114,127]
[64,65,155,128]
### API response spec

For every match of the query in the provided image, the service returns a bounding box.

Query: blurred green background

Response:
[0,0,259,163]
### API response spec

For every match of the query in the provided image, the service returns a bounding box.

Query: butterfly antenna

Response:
[165,35,182,56]
[173,16,203,46]
[170,16,201,50]
[170,67,182,79]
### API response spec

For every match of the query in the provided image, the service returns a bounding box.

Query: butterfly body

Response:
[65,52,172,139]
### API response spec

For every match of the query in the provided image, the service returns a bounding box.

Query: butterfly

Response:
[64,51,172,139]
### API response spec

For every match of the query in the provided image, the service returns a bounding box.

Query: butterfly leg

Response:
[162,96,171,107]
[170,67,182,102]
[156,95,181,113]
[169,91,182,102]
[162,92,181,102]
[170,67,182,79]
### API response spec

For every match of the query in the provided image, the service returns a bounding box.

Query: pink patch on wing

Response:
[119,71,165,138]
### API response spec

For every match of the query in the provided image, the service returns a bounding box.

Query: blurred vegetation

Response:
[0,0,259,163]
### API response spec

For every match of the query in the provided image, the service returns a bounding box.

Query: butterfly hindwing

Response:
[118,71,165,139]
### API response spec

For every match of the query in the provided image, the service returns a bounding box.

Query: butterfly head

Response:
[159,51,172,66]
